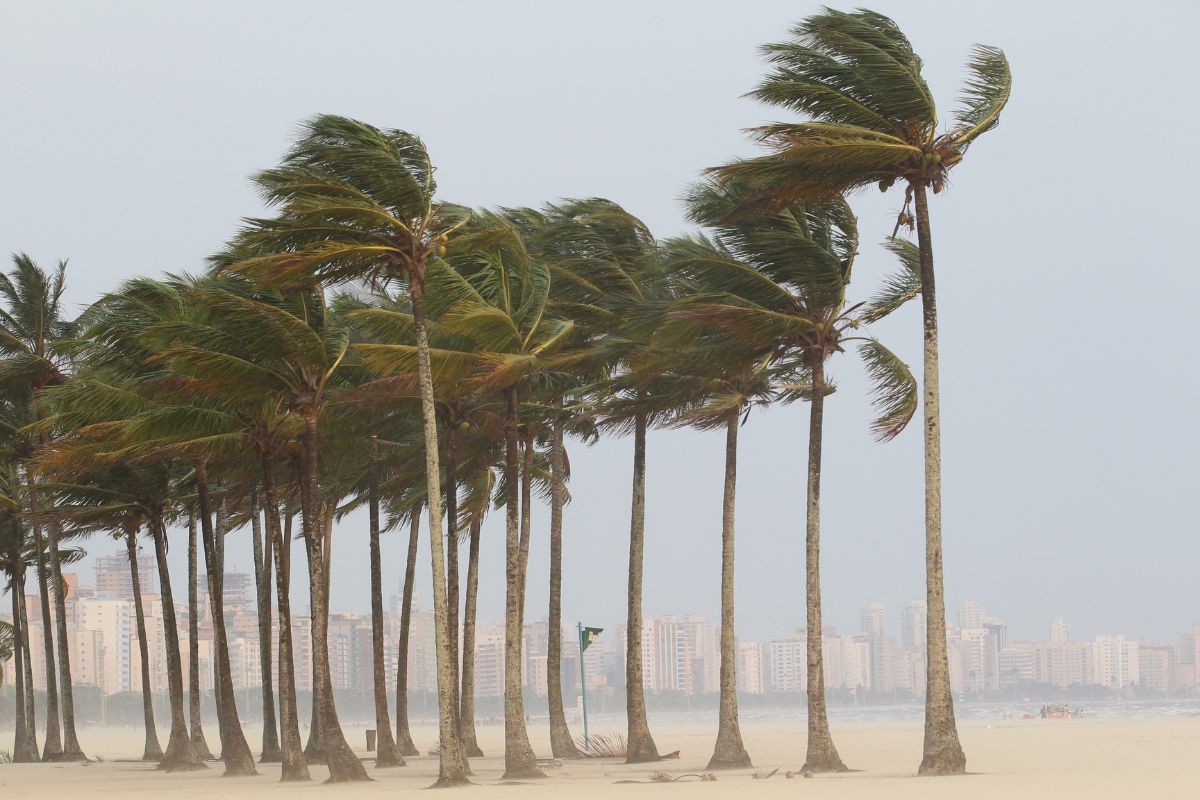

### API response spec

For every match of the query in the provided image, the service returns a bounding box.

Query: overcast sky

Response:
[3,1,1198,646]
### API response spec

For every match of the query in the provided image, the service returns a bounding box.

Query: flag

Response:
[580,626,603,652]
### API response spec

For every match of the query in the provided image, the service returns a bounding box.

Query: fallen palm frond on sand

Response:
[576,733,626,758]
[576,733,680,761]
[612,772,717,783]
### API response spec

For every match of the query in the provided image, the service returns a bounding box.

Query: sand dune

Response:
[2,717,1197,798]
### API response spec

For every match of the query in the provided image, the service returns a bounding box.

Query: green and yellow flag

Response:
[580,626,603,652]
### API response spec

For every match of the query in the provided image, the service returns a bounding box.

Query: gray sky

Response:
[3,0,1198,645]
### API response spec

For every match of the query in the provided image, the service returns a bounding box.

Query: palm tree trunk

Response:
[444,430,461,718]
[625,411,659,763]
[195,460,257,776]
[150,514,205,772]
[45,518,85,760]
[33,525,64,761]
[186,514,213,761]
[298,411,368,782]
[913,182,967,776]
[126,525,164,761]
[261,457,309,781]
[368,436,402,768]
[250,488,282,763]
[394,507,421,758]
[547,405,581,759]
[517,429,533,625]
[409,278,470,786]
[212,512,223,725]
[304,500,337,765]
[458,516,484,758]
[801,358,846,773]
[18,575,39,760]
[708,408,752,769]
[9,540,39,763]
[502,385,542,779]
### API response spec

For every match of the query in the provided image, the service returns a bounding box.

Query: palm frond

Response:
[858,338,917,442]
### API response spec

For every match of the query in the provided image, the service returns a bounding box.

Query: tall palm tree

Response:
[354,209,578,779]
[28,519,63,761]
[714,10,1010,774]
[4,402,63,761]
[671,179,918,770]
[0,442,39,762]
[366,435,403,768]
[248,487,281,763]
[0,254,87,760]
[192,460,257,776]
[58,280,216,772]
[102,277,308,777]
[225,115,471,786]
[31,457,166,763]
[185,513,214,761]
[147,284,365,781]
[541,199,667,763]
[395,505,422,758]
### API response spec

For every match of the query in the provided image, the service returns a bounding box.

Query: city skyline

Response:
[8,558,1198,702]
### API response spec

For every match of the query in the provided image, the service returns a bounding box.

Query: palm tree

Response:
[57,280,216,772]
[0,254,86,761]
[670,179,918,770]
[99,276,307,776]
[541,199,667,764]
[32,458,165,763]
[225,115,471,786]
[185,513,214,761]
[1,445,39,762]
[3,401,63,762]
[146,284,365,781]
[366,435,403,767]
[354,209,579,778]
[29,520,63,761]
[395,505,422,758]
[192,460,258,776]
[248,487,281,763]
[714,9,1010,774]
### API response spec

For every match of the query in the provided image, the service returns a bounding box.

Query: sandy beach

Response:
[2,717,1197,799]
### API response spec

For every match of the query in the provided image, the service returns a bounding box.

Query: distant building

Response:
[1051,615,1071,643]
[860,603,886,638]
[738,642,764,695]
[1091,635,1140,689]
[901,601,927,648]
[1138,643,1172,693]
[95,552,156,599]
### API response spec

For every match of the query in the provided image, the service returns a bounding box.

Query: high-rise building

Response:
[95,552,156,599]
[1051,615,1071,643]
[738,642,764,695]
[1091,635,1140,689]
[1138,643,1172,693]
[841,634,872,691]
[998,642,1036,688]
[901,601,927,648]
[763,637,806,693]
[861,603,886,638]
[1034,639,1090,689]
[959,600,986,630]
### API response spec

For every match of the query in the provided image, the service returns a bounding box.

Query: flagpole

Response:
[578,621,589,752]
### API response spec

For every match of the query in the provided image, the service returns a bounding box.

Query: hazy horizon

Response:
[3,0,1199,645]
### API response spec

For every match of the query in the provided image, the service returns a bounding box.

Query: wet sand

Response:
[2,716,1197,798]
